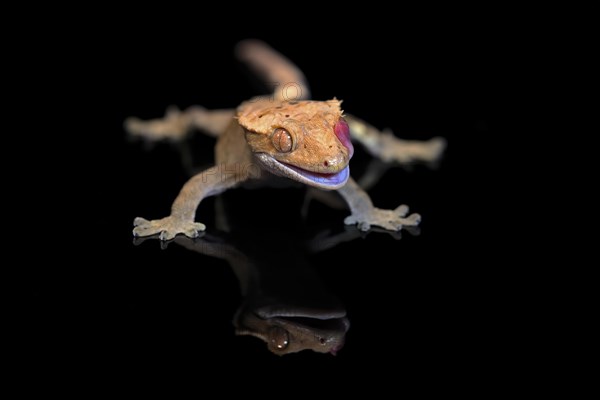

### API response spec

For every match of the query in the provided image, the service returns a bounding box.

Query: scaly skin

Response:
[237,98,351,189]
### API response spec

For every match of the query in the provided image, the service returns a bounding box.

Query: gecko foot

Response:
[133,216,206,241]
[344,204,421,232]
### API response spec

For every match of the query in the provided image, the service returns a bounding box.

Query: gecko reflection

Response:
[139,228,353,355]
[135,205,422,355]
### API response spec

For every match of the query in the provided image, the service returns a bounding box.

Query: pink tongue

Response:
[334,119,354,159]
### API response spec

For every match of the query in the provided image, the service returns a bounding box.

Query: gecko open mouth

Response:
[254,309,350,337]
[255,154,349,189]
[280,161,349,187]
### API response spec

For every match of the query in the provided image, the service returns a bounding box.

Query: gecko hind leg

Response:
[345,114,446,164]
[125,106,234,142]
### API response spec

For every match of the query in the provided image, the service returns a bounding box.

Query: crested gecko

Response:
[127,40,445,240]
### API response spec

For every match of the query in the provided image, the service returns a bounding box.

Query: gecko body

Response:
[127,40,445,240]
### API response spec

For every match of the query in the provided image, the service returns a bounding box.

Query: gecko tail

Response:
[235,39,311,101]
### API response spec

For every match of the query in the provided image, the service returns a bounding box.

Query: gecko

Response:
[127,40,445,240]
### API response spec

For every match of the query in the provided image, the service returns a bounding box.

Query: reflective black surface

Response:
[35,27,500,385]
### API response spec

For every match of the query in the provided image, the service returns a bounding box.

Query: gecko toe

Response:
[159,230,175,241]
[183,228,199,238]
[344,215,358,225]
[193,222,207,231]
[358,221,371,231]
[133,217,149,227]
[404,213,421,226]
[395,204,409,217]
[133,225,152,237]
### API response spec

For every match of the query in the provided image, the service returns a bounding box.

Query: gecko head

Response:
[234,304,350,356]
[237,98,353,190]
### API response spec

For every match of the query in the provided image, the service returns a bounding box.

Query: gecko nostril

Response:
[323,160,329,167]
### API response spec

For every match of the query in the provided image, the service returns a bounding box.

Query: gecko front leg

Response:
[345,115,446,164]
[125,106,234,141]
[337,177,420,231]
[133,164,249,240]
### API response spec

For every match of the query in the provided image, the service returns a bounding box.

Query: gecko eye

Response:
[268,326,290,350]
[272,128,293,153]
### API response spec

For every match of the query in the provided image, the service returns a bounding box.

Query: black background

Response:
[31,18,505,390]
